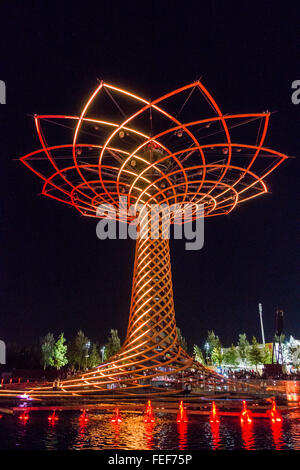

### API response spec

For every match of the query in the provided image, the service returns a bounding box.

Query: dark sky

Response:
[1,1,299,349]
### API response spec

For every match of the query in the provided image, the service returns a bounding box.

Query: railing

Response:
[0,377,46,387]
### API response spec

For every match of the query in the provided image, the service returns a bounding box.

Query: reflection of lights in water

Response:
[74,413,91,450]
[177,421,188,450]
[78,423,88,449]
[7,407,300,450]
[119,414,156,450]
[112,420,121,448]
[286,381,300,403]
[110,413,153,450]
[289,419,300,450]
[271,420,284,450]
[44,414,59,450]
[210,420,221,450]
[144,422,155,449]
[15,410,31,449]
[16,411,30,447]
[241,420,255,450]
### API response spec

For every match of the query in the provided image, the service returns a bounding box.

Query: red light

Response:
[79,409,89,424]
[19,411,29,423]
[144,399,155,423]
[111,408,122,424]
[210,401,220,423]
[240,400,252,424]
[268,399,282,423]
[177,401,188,423]
[48,411,59,424]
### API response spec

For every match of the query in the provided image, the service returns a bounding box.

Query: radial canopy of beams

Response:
[21,81,287,221]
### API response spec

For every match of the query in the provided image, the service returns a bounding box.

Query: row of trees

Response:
[177,328,273,369]
[9,327,299,372]
[42,327,267,371]
[40,329,121,371]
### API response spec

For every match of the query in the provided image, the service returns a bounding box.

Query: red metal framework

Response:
[15,80,287,397]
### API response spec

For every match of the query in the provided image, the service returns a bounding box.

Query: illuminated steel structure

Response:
[18,81,287,397]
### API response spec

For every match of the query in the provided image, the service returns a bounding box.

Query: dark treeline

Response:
[2,329,121,373]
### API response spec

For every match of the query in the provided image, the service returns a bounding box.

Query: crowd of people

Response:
[223,368,300,381]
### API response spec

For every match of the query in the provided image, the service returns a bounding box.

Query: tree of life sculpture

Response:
[18,80,287,397]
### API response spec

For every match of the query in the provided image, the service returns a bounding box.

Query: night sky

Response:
[1,2,299,349]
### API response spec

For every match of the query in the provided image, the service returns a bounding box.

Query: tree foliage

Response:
[49,333,68,370]
[288,344,300,367]
[177,327,188,352]
[40,332,55,369]
[206,331,221,356]
[262,345,272,364]
[205,330,223,365]
[211,344,224,366]
[104,329,121,361]
[68,330,90,370]
[248,336,263,369]
[237,333,250,365]
[87,343,101,368]
[193,344,204,364]
[223,344,238,366]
